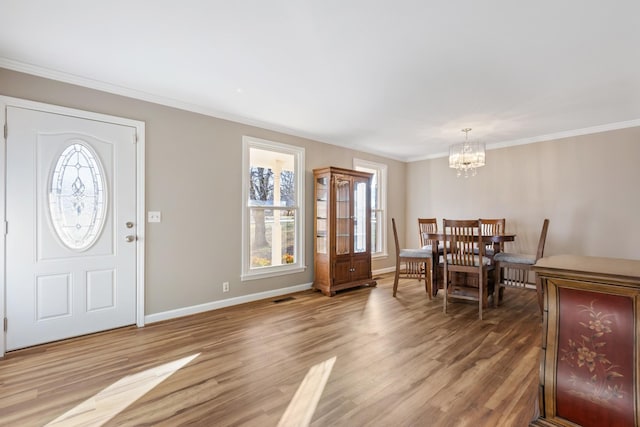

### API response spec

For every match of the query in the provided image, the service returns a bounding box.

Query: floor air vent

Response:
[273,296,296,304]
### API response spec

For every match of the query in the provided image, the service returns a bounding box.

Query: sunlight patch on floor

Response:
[45,353,200,427]
[277,356,336,427]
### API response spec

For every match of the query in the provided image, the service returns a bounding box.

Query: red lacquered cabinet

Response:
[531,255,640,427]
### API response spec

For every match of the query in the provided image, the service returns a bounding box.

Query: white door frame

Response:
[0,96,146,358]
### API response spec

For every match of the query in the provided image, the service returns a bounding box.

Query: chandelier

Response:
[449,128,485,178]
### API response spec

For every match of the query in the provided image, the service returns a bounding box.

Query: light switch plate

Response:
[148,211,161,223]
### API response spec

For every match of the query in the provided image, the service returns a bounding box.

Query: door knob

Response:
[126,221,134,228]
[125,235,136,242]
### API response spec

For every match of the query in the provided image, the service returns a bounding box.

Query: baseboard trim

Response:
[145,268,395,324]
[145,282,313,324]
[372,266,396,275]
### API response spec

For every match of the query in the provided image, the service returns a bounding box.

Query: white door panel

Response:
[6,106,137,350]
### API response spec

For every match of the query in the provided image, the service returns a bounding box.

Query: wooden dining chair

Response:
[479,218,506,258]
[392,218,433,298]
[418,217,443,294]
[493,219,550,313]
[418,217,438,249]
[443,219,494,320]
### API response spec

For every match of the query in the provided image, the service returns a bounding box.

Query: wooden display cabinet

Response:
[531,255,640,427]
[313,167,377,296]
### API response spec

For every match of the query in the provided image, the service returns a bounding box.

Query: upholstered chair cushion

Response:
[400,248,433,258]
[493,252,536,265]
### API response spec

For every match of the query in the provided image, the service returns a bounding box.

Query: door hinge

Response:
[3,123,7,139]
[4,220,7,236]
[3,318,7,332]
[133,132,138,144]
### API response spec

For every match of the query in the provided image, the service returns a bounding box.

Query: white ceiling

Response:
[2,1,639,161]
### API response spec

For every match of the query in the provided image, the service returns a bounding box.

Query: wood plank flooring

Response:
[0,273,542,426]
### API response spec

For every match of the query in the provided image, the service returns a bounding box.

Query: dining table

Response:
[421,231,515,253]
[421,231,516,296]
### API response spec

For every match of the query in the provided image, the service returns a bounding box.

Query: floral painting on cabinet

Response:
[556,286,634,427]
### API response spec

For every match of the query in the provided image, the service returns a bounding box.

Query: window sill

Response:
[241,265,307,281]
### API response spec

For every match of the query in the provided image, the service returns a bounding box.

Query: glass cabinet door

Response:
[335,176,351,255]
[353,177,368,253]
[315,176,328,254]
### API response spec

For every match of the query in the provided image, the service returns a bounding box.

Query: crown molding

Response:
[2,58,639,165]
[0,58,322,142]
[411,118,640,162]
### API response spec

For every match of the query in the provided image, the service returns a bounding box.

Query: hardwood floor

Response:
[1,273,542,426]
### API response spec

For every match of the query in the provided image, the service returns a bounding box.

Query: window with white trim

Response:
[353,158,387,258]
[242,136,305,280]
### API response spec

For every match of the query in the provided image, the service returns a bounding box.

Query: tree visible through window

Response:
[242,137,305,280]
[249,166,295,266]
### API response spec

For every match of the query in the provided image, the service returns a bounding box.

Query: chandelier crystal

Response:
[449,128,486,178]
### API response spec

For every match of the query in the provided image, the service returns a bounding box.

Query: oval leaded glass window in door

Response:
[48,141,107,250]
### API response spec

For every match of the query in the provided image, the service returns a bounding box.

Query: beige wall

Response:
[4,67,638,318]
[0,68,404,316]
[407,127,640,260]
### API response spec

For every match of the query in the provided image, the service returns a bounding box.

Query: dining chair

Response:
[478,218,506,258]
[418,217,439,249]
[418,217,443,294]
[392,218,433,298]
[443,219,494,320]
[493,219,550,313]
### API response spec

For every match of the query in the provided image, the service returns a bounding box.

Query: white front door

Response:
[6,105,139,351]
